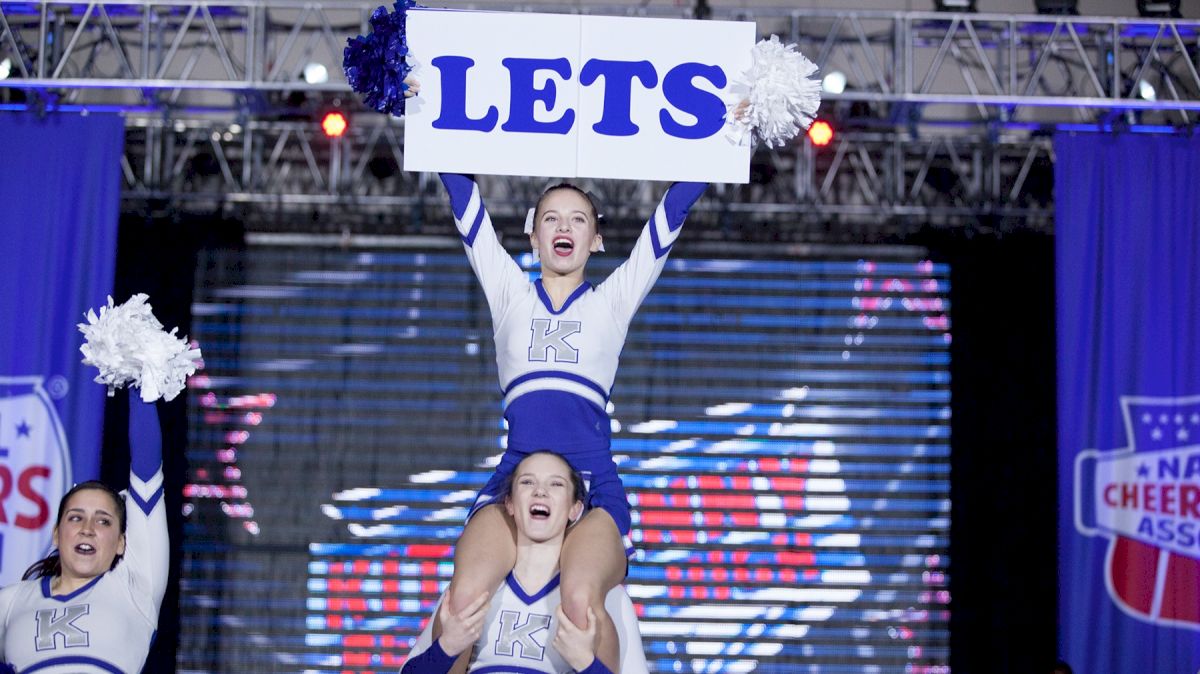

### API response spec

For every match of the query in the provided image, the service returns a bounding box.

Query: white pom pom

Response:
[727,36,823,148]
[78,294,202,402]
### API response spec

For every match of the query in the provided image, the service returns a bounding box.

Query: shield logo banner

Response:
[0,377,73,586]
[1076,396,1200,630]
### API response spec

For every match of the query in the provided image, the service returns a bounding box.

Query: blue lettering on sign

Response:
[580,59,657,137]
[660,62,727,139]
[431,56,728,139]
[431,55,500,132]
[501,57,575,135]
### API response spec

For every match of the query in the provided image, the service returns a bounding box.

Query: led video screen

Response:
[179,242,951,673]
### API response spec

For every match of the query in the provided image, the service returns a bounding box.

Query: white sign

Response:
[404,9,754,184]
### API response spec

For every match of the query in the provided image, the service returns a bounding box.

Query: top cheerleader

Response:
[345,9,820,668]
[438,173,705,670]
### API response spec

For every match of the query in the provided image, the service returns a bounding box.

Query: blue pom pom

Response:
[344,0,420,117]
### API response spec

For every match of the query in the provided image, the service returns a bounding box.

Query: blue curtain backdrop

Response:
[0,112,123,583]
[1056,133,1200,674]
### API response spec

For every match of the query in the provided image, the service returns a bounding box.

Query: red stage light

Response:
[322,111,348,138]
[808,120,834,147]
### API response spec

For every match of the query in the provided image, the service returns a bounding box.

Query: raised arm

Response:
[597,182,708,325]
[439,173,530,322]
[123,397,170,615]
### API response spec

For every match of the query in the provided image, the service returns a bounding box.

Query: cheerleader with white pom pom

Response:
[346,15,819,673]
[0,295,199,674]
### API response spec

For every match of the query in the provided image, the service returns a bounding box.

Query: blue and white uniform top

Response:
[0,401,167,674]
[440,174,707,456]
[403,574,649,674]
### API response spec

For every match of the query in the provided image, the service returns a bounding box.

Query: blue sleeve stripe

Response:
[649,206,671,259]
[401,638,457,674]
[24,656,125,673]
[502,371,609,401]
[129,399,161,483]
[461,202,486,248]
[575,658,616,674]
[439,173,476,219]
[662,181,707,231]
[129,485,165,516]
[474,667,555,674]
[648,182,707,259]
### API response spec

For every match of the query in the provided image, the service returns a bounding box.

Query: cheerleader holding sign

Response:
[346,9,819,671]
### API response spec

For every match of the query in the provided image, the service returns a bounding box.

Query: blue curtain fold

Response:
[1056,132,1200,674]
[0,112,123,583]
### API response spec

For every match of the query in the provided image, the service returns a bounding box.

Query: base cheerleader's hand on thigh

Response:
[435,592,489,657]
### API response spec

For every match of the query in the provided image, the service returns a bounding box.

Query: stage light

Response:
[303,63,329,84]
[822,71,847,95]
[1137,79,1157,101]
[1034,0,1078,14]
[934,0,976,11]
[321,111,348,138]
[1137,0,1181,17]
[0,57,12,81]
[808,120,834,147]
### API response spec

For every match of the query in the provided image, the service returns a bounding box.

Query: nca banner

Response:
[1056,133,1200,674]
[1075,396,1200,629]
[404,10,755,183]
[0,379,72,582]
[0,112,123,585]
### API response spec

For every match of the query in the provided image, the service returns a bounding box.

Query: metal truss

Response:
[0,1,1198,121]
[4,1,1183,232]
[792,10,1200,126]
[0,0,360,111]
[121,115,1053,236]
